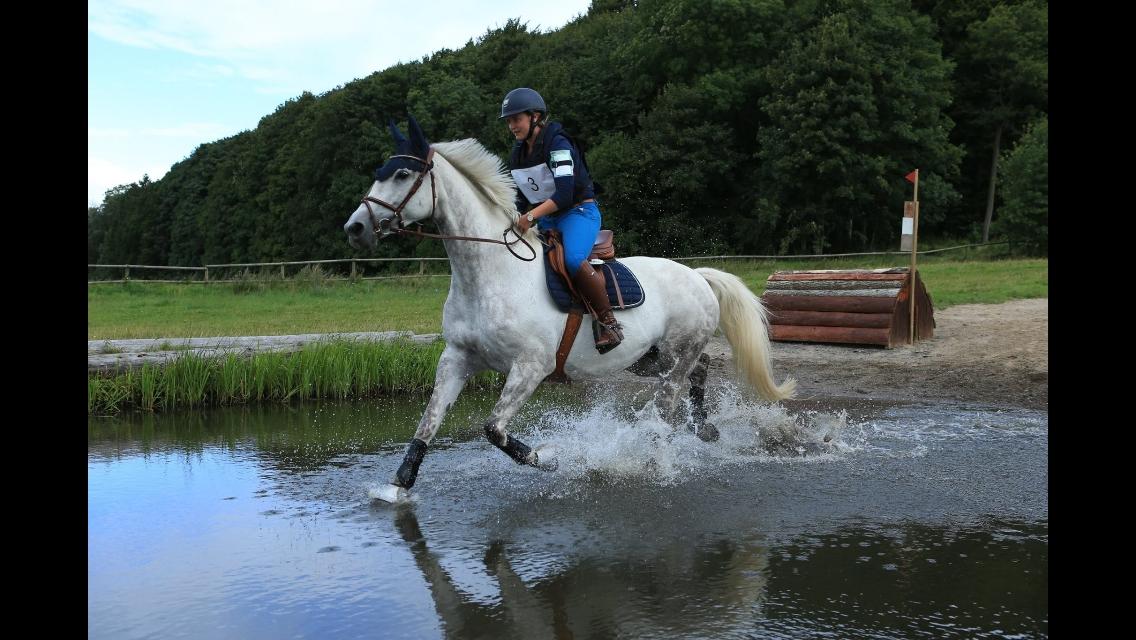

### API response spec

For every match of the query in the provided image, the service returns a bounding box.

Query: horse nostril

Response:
[347,222,363,236]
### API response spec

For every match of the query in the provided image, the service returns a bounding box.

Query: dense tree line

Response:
[88,0,1048,269]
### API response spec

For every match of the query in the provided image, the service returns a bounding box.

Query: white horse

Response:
[345,117,795,502]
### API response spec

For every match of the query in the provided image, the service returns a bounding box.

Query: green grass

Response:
[88,277,452,339]
[88,339,503,416]
[88,257,1047,340]
[912,259,1048,307]
[88,255,1046,414]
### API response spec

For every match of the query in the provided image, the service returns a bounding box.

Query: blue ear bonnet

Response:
[373,154,428,182]
[373,117,431,181]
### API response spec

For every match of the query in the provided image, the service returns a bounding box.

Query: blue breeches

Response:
[538,201,601,275]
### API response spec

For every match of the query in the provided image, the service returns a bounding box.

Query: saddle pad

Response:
[544,258,646,313]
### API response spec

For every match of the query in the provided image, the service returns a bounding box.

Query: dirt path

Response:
[699,298,1048,410]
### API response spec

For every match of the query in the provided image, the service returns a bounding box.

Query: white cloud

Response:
[87,0,591,206]
[88,0,589,93]
[88,156,169,207]
[87,123,228,206]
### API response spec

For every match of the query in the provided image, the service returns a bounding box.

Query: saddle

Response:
[543,230,645,384]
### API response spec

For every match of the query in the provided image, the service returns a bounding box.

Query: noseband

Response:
[361,149,437,234]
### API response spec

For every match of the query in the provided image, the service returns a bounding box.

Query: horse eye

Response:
[395,169,410,180]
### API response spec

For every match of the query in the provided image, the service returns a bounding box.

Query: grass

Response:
[88,338,503,416]
[88,277,452,339]
[88,253,1046,415]
[88,256,1047,340]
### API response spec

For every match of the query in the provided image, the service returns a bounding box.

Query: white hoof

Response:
[533,444,560,471]
[369,484,409,504]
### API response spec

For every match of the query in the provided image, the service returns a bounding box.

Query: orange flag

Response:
[905,170,918,184]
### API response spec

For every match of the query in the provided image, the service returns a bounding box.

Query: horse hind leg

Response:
[651,343,718,442]
[687,352,719,442]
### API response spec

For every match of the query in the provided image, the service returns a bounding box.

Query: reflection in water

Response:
[392,505,770,639]
[756,520,1048,638]
[89,397,1047,639]
[386,508,1046,639]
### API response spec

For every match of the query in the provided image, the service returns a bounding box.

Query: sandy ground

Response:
[698,298,1048,411]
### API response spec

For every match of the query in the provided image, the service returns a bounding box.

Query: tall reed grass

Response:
[88,339,502,416]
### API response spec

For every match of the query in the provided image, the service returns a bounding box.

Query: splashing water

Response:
[519,381,856,487]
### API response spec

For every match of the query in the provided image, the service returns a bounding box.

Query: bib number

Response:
[511,165,556,204]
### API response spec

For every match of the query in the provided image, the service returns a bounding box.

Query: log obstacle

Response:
[760,268,934,348]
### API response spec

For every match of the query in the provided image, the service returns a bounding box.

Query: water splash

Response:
[521,381,855,487]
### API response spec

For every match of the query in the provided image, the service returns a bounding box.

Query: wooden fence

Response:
[86,257,451,284]
[87,242,1006,284]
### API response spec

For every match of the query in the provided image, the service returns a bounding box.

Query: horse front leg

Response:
[372,347,478,502]
[484,361,552,468]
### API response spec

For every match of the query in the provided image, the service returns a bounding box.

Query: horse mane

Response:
[432,139,518,221]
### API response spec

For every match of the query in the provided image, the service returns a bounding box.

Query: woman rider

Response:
[501,87,623,352]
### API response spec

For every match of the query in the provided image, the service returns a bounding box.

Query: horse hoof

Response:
[693,422,720,442]
[533,444,560,471]
[370,484,409,504]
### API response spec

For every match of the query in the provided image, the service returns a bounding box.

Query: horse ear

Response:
[388,119,408,145]
[406,115,430,155]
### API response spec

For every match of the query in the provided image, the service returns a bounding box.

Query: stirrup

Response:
[593,318,624,354]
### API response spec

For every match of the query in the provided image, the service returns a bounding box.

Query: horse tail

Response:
[696,268,797,402]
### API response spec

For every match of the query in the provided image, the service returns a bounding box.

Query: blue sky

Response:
[88,0,593,207]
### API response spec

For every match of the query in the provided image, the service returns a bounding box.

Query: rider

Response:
[501,87,623,352]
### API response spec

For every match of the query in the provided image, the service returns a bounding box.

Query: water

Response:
[88,388,1047,638]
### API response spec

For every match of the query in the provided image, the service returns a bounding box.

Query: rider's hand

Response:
[516,214,533,235]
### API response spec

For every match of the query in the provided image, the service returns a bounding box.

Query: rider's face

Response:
[505,113,532,141]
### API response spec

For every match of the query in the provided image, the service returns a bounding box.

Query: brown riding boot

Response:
[572,261,623,353]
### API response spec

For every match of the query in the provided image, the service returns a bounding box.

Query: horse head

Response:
[344,115,436,250]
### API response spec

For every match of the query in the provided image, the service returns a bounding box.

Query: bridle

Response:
[361,149,437,236]
[359,148,536,261]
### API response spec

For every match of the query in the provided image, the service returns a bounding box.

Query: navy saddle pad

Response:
[544,256,646,313]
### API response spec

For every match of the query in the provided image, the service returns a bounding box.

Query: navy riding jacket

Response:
[508,121,595,214]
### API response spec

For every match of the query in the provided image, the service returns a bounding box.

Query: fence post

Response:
[124,266,130,283]
[419,259,426,275]
[351,260,357,281]
[280,264,286,280]
[204,266,209,285]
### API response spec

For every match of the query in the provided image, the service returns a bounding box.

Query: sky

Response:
[88,0,593,208]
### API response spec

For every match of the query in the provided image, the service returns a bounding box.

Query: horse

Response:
[345,116,795,502]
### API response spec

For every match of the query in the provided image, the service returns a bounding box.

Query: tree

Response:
[752,0,960,253]
[993,116,1046,254]
[87,207,105,265]
[954,0,1048,241]
[407,66,492,142]
[89,0,1045,265]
